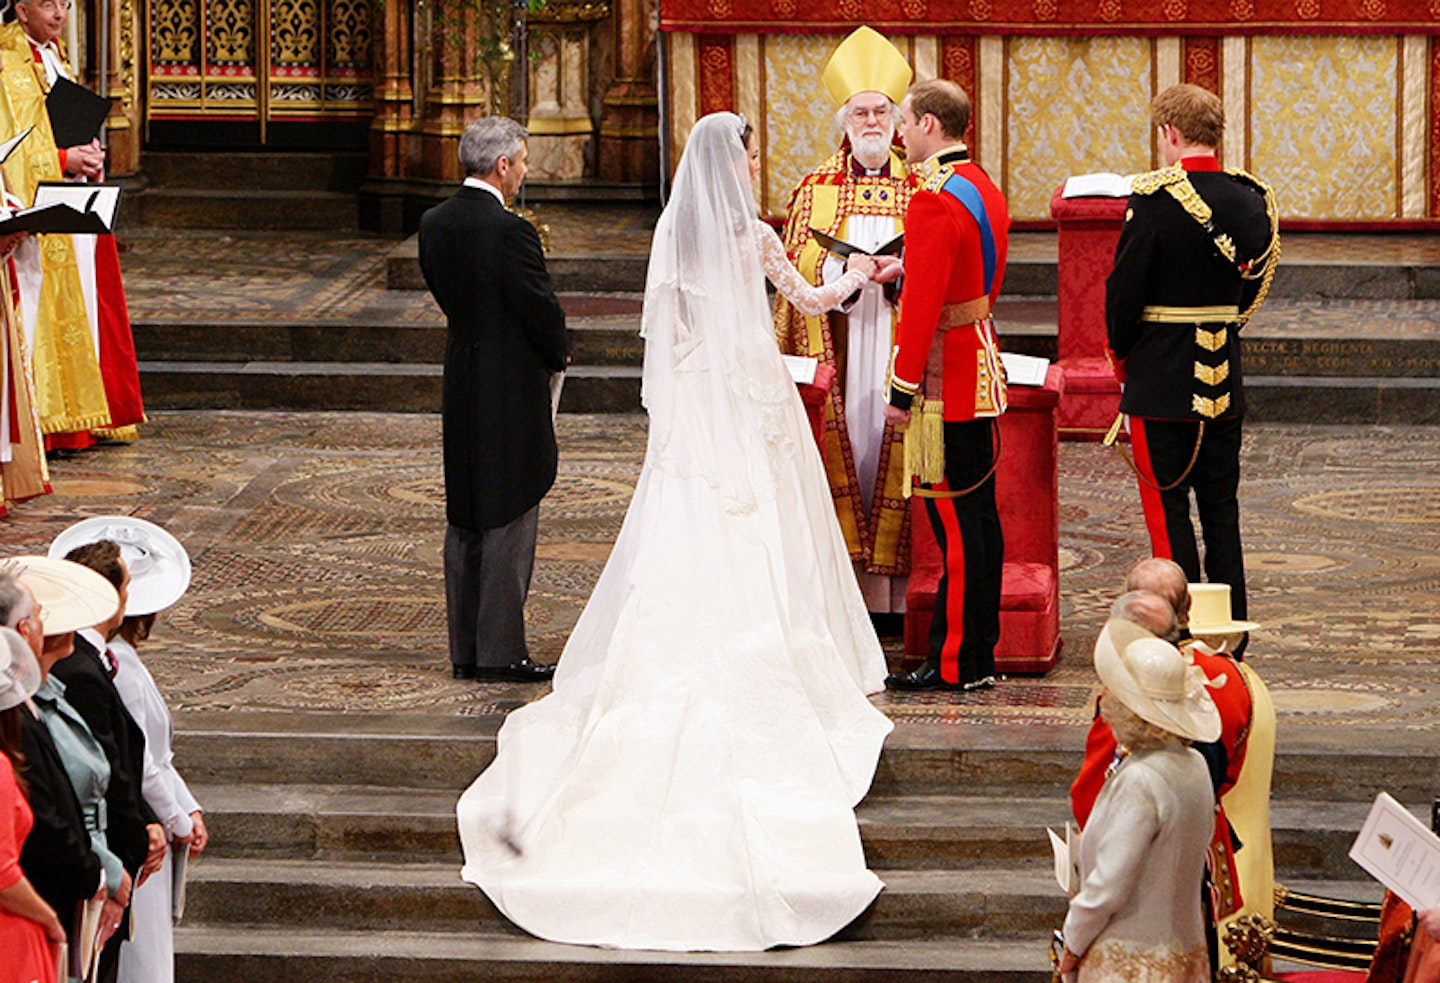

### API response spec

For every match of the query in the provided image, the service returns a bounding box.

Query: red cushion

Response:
[1058,356,1122,394]
[1002,561,1053,612]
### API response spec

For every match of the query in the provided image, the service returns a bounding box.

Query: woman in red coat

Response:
[0,626,65,983]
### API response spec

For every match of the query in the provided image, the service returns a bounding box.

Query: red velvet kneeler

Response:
[796,362,837,455]
[904,364,1063,675]
[1049,189,1126,441]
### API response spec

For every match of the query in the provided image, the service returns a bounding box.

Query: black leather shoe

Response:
[452,664,478,680]
[885,664,960,691]
[960,674,997,692]
[475,658,557,683]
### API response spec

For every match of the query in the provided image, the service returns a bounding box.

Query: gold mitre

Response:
[822,26,912,107]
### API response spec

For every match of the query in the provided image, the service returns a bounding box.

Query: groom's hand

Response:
[885,405,910,427]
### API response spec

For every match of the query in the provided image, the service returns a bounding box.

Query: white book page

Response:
[1349,792,1440,910]
[782,355,819,386]
[1061,172,1133,198]
[1001,352,1050,387]
[33,184,120,228]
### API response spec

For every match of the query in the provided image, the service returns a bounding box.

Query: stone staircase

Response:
[130,217,1440,422]
[165,711,1421,982]
[120,152,371,230]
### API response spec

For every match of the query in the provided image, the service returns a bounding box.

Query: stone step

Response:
[132,318,643,367]
[182,859,1071,941]
[174,926,1054,983]
[385,235,647,293]
[171,713,1440,802]
[125,188,360,231]
[139,151,371,192]
[136,361,639,414]
[190,782,1390,881]
[179,858,1389,942]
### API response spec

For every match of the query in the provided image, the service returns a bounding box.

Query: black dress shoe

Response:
[452,664,479,680]
[474,658,557,683]
[884,664,960,691]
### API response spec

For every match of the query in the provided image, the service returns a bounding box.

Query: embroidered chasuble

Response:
[0,248,49,510]
[0,20,110,435]
[774,146,916,583]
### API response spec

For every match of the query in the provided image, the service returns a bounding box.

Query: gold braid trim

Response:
[1128,164,1186,196]
[902,395,946,492]
[1228,167,1282,325]
[1163,175,1236,263]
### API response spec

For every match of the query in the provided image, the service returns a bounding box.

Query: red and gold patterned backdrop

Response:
[661,4,1439,225]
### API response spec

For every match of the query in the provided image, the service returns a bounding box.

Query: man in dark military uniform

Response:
[1107,83,1280,623]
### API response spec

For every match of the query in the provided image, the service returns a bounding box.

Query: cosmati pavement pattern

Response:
[3,411,1440,752]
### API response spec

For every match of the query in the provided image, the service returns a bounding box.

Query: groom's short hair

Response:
[905,79,971,142]
[459,117,529,178]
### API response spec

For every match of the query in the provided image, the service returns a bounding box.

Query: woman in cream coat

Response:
[1060,615,1222,983]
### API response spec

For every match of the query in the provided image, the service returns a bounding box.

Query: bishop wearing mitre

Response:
[774,26,918,613]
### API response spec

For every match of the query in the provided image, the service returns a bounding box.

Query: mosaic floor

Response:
[5,412,1440,750]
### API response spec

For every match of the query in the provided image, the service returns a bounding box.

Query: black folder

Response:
[46,76,113,148]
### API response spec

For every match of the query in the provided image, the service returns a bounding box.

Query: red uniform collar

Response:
[1179,155,1222,172]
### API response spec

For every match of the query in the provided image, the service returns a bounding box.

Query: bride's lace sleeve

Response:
[757,221,868,316]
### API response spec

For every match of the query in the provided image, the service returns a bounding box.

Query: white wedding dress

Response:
[457,112,893,952]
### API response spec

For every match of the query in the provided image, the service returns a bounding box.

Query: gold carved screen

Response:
[146,0,374,136]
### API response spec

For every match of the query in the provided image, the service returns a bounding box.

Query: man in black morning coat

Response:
[419,116,568,682]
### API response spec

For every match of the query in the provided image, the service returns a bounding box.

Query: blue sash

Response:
[941,173,997,296]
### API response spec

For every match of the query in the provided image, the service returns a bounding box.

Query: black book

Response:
[0,182,121,235]
[46,76,113,148]
[808,228,905,258]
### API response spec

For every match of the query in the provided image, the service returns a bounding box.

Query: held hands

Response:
[137,824,167,885]
[187,811,210,858]
[871,254,903,283]
[64,139,104,179]
[884,404,910,427]
[0,231,26,257]
[844,252,877,279]
[1420,907,1440,942]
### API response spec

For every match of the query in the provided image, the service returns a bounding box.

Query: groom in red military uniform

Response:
[884,79,1009,692]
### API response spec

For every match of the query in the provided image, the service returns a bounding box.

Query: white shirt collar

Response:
[462,177,506,205]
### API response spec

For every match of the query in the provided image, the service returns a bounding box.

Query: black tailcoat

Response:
[419,186,568,531]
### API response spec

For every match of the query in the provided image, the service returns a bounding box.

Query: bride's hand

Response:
[871,255,903,283]
[845,253,877,278]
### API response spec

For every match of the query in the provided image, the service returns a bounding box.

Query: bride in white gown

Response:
[456,111,894,952]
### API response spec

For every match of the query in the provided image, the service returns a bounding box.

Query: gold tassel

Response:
[902,396,946,497]
[1102,413,1125,447]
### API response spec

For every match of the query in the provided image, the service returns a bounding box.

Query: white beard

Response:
[849,132,893,169]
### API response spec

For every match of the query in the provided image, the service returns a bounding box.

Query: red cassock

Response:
[1071,640,1254,917]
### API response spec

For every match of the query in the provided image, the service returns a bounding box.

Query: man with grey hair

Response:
[419,116,568,682]
[774,26,915,615]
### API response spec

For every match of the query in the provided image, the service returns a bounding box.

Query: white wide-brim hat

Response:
[1187,582,1259,636]
[5,556,120,635]
[1094,618,1222,743]
[0,626,40,711]
[49,516,192,616]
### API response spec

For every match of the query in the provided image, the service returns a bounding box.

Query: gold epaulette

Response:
[1128,165,1186,196]
[921,162,955,193]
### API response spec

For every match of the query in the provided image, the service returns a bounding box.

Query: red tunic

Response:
[1,753,56,983]
[1070,641,1253,916]
[886,148,1010,421]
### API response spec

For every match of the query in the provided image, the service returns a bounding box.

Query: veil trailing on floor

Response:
[456,111,892,953]
[640,112,798,514]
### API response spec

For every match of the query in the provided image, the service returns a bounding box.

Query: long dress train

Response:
[457,112,892,953]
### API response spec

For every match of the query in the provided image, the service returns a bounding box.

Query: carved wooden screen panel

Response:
[146,0,374,135]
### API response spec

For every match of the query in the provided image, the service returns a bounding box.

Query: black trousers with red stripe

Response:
[921,419,1004,685]
[1129,415,1247,620]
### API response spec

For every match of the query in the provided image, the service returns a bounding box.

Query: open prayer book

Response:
[1061,172,1135,198]
[808,228,905,258]
[0,182,122,235]
[0,125,33,165]
[1349,792,1440,909]
[781,355,819,386]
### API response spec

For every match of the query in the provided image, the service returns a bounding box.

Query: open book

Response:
[1000,352,1050,387]
[808,228,904,258]
[1061,172,1134,199]
[0,182,122,235]
[1048,822,1081,896]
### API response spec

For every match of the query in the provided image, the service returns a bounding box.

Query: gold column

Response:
[419,0,490,182]
[597,0,658,183]
[104,0,143,174]
[526,0,609,180]
[370,0,415,179]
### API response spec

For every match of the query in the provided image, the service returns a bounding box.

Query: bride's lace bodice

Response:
[756,221,868,316]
